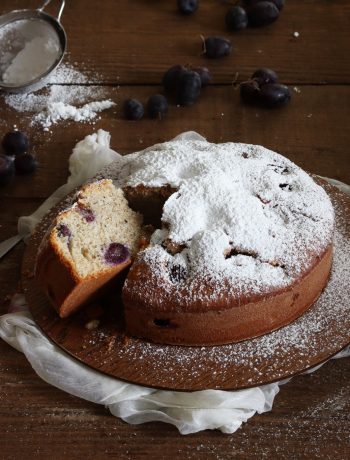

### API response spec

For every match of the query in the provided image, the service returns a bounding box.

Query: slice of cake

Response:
[35,179,143,318]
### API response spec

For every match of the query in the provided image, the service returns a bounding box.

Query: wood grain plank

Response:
[0,343,349,460]
[1,0,350,85]
[0,1,349,457]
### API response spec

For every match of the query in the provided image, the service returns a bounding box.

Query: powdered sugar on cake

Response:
[112,196,349,383]
[33,177,349,386]
[102,139,334,300]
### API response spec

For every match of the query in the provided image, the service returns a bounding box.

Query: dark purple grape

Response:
[193,67,212,87]
[104,243,130,265]
[0,154,15,185]
[272,0,285,10]
[240,80,260,104]
[259,83,291,108]
[78,206,95,222]
[177,71,201,106]
[57,224,71,238]
[14,153,38,174]
[162,65,187,94]
[225,6,249,31]
[147,94,169,119]
[245,0,284,11]
[177,0,199,14]
[123,99,144,120]
[248,1,279,27]
[203,37,232,59]
[252,68,278,85]
[2,131,29,156]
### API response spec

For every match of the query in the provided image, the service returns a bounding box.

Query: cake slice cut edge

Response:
[35,179,143,318]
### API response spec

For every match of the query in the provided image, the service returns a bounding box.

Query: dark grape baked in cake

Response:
[36,139,335,345]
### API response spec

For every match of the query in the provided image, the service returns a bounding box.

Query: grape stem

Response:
[200,35,206,56]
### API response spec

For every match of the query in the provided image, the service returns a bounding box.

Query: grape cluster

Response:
[123,65,212,121]
[226,1,285,31]
[162,64,212,106]
[0,131,37,185]
[123,1,290,123]
[240,68,291,108]
[202,37,232,59]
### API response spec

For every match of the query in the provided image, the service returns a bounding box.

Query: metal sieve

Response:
[0,0,66,93]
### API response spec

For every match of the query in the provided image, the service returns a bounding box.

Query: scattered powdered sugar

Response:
[3,62,115,131]
[5,80,90,113]
[46,62,89,85]
[105,139,334,302]
[33,99,115,131]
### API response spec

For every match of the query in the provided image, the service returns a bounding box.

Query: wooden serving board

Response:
[21,182,350,391]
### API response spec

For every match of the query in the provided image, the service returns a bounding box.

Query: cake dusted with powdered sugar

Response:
[36,138,335,345]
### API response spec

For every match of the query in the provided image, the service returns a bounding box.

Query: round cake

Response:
[36,138,335,346]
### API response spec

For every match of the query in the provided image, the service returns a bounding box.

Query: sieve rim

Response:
[0,9,67,94]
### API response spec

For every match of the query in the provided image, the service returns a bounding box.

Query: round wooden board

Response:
[22,181,350,391]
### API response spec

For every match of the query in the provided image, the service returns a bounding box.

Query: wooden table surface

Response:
[0,1,349,459]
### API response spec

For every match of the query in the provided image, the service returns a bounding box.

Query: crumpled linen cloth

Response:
[0,130,349,435]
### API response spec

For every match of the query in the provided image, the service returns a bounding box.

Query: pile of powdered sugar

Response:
[4,64,91,113]
[104,139,335,302]
[32,98,115,130]
[1,18,115,128]
[3,61,115,131]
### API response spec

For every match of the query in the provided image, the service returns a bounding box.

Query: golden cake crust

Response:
[36,239,131,318]
[122,245,332,345]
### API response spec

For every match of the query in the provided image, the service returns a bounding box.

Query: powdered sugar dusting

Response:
[3,63,115,131]
[108,139,334,302]
[33,99,115,131]
[84,193,349,389]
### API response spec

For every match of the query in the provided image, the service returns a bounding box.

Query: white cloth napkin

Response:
[0,130,349,435]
